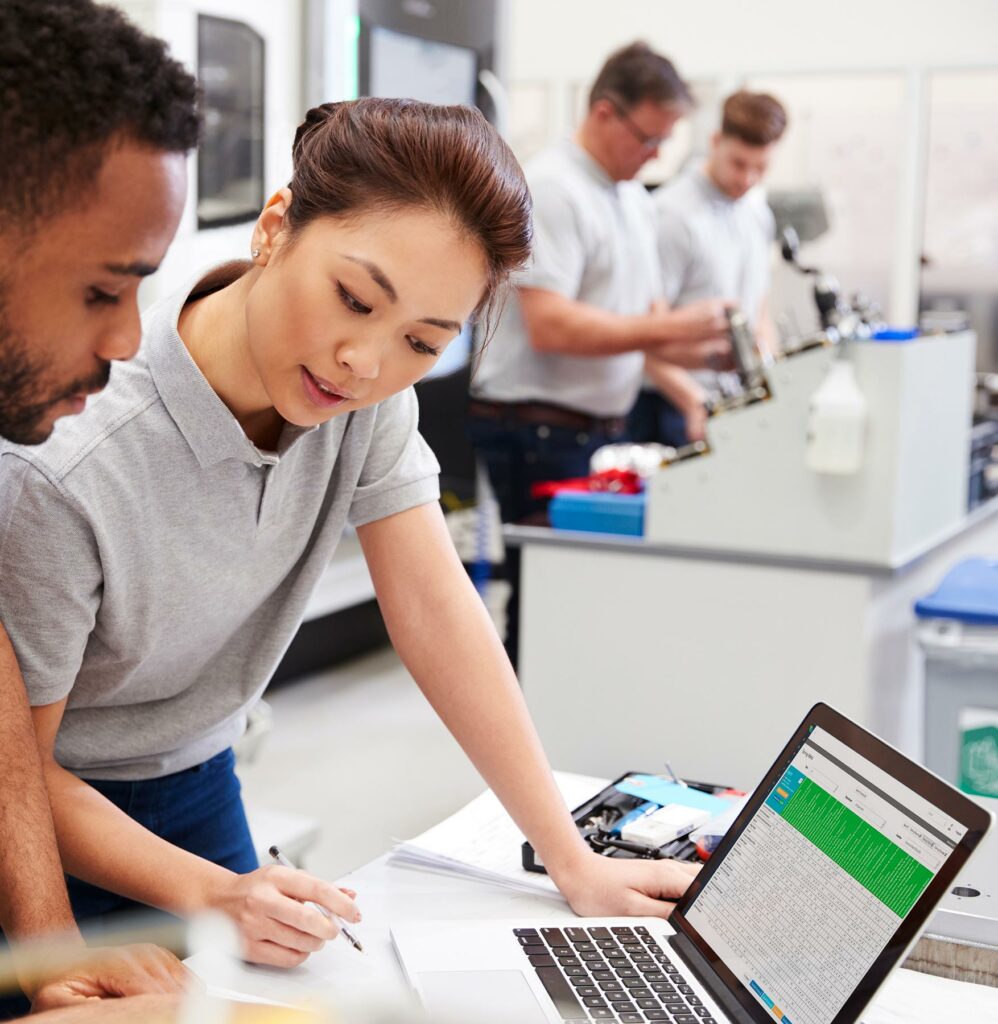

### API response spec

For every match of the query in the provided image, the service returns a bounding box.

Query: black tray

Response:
[522,771,735,873]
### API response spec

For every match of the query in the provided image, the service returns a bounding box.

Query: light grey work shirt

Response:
[651,168,776,397]
[652,166,775,325]
[0,271,440,780]
[473,140,661,419]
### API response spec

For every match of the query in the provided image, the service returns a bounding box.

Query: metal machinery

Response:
[643,232,977,567]
[970,372,998,509]
[778,225,886,344]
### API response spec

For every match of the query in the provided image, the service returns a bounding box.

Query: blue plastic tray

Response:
[548,491,645,537]
[915,557,998,625]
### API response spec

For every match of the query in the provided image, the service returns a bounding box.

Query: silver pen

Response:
[269,844,364,953]
[664,761,689,788]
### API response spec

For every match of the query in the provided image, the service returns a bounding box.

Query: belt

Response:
[468,398,628,436]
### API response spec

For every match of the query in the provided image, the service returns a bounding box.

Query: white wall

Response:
[506,0,998,83]
[115,0,305,304]
[503,0,998,332]
[112,0,998,332]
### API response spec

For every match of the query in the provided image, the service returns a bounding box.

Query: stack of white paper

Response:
[390,772,610,899]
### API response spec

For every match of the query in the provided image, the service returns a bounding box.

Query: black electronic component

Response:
[522,771,733,873]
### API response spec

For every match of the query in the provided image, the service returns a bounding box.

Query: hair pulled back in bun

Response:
[286,98,532,318]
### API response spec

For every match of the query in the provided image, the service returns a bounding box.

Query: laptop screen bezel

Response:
[668,702,991,1024]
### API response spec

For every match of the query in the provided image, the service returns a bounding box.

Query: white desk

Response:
[187,853,998,1022]
[508,496,998,791]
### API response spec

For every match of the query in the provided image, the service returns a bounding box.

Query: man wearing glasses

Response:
[469,42,730,667]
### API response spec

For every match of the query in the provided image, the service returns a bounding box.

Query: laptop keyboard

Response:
[514,925,717,1023]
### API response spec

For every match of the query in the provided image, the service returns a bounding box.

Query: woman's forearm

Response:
[360,506,592,881]
[44,762,231,915]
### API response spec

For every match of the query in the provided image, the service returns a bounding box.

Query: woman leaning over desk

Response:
[0,98,698,967]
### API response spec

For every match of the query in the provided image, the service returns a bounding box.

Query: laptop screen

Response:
[682,725,967,1024]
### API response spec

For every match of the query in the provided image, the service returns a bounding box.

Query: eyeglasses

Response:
[603,95,670,150]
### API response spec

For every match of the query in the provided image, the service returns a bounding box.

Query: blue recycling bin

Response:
[915,558,998,797]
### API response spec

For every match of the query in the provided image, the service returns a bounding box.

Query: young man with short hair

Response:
[469,42,731,665]
[0,0,199,1014]
[634,90,789,446]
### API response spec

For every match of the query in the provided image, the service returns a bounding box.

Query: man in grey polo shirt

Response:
[634,90,788,447]
[0,1,198,1015]
[468,41,730,666]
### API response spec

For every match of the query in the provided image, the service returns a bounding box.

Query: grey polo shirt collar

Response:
[562,138,616,191]
[694,165,736,208]
[145,277,317,469]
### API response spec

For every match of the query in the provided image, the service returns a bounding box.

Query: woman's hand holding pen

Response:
[208,865,362,968]
[548,849,701,920]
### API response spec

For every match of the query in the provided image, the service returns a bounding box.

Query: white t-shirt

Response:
[473,140,661,419]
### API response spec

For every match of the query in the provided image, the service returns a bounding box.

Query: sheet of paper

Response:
[615,775,732,815]
[390,771,609,897]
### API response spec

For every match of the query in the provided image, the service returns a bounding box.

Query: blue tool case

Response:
[548,491,645,537]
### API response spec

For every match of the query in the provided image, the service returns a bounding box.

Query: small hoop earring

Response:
[251,248,261,259]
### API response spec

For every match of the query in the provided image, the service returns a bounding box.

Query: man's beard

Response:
[0,286,111,446]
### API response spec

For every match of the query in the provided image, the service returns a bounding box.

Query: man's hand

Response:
[660,371,710,443]
[673,379,711,444]
[642,356,710,442]
[682,401,709,444]
[646,299,733,370]
[650,338,733,372]
[31,993,181,1023]
[653,298,731,346]
[551,851,701,919]
[29,944,191,1012]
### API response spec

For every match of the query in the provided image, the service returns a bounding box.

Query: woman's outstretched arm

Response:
[359,502,700,918]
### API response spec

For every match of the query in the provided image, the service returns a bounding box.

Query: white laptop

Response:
[392,703,992,1024]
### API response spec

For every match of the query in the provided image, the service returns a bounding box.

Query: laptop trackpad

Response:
[418,970,551,1023]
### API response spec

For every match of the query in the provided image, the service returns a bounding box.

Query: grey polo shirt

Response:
[0,270,440,780]
[473,140,661,419]
[651,167,776,397]
[652,166,775,325]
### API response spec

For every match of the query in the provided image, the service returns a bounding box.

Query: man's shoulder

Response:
[652,171,701,219]
[524,142,576,179]
[0,354,161,486]
[651,178,701,255]
[525,144,598,203]
[742,188,776,235]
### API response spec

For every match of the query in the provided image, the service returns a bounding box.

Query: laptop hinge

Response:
[668,932,757,1024]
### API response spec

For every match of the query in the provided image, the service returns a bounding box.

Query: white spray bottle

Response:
[805,347,868,475]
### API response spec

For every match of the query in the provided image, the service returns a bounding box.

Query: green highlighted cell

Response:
[778,777,932,917]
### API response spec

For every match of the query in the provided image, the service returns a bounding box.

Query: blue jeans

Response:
[467,416,621,525]
[467,414,628,668]
[68,747,259,923]
[627,390,690,448]
[0,749,257,1018]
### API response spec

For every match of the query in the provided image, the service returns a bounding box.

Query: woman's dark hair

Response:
[0,0,200,231]
[286,98,532,319]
